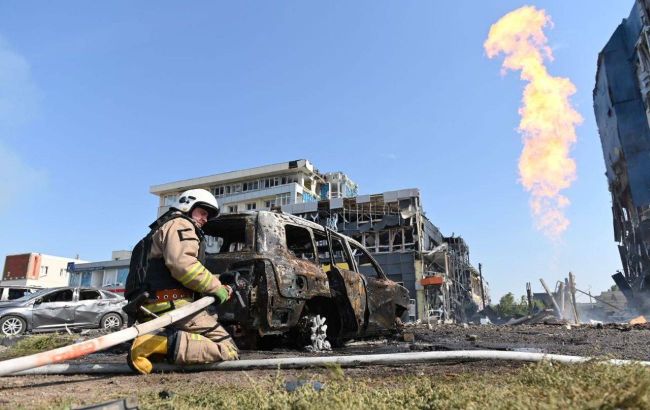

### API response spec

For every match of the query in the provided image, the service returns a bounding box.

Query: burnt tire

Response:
[101,313,123,331]
[0,315,26,336]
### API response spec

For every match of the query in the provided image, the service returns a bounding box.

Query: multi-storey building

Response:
[594,0,650,306]
[1,253,86,288]
[150,159,353,217]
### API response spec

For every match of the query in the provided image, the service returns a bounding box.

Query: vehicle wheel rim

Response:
[104,315,120,329]
[2,318,22,335]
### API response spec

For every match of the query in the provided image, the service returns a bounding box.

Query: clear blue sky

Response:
[0,1,634,301]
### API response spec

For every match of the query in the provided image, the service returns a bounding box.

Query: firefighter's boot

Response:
[127,334,168,374]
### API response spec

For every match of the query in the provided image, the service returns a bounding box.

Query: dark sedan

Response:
[0,287,127,336]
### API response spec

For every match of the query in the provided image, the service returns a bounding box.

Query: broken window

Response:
[79,290,101,300]
[350,243,384,279]
[203,217,251,253]
[391,228,404,252]
[363,232,377,253]
[378,231,390,253]
[404,227,415,251]
[41,289,73,303]
[285,225,316,262]
[328,235,353,271]
[314,231,330,268]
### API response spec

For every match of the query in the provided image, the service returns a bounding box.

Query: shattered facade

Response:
[594,0,650,304]
[283,189,489,322]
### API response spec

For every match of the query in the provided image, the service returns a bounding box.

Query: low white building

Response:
[1,253,87,288]
[68,250,131,294]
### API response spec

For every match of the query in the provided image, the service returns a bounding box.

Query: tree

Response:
[493,292,529,318]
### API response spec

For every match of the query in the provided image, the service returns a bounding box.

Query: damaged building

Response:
[594,0,650,308]
[283,190,489,322]
[150,160,489,322]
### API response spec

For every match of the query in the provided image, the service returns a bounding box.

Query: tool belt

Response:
[151,288,194,302]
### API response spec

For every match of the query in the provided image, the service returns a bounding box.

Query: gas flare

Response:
[484,6,582,239]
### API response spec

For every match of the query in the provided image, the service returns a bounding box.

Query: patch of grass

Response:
[126,361,650,410]
[0,334,77,360]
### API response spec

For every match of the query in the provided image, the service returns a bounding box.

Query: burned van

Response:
[202,211,409,348]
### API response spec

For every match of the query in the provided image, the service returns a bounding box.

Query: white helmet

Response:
[176,189,220,219]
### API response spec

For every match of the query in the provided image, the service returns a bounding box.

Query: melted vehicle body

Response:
[203,211,409,347]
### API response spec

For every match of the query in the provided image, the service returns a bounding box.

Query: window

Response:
[59,268,67,276]
[8,288,30,300]
[276,193,291,206]
[212,186,226,197]
[41,289,73,303]
[329,235,353,271]
[246,202,256,210]
[228,205,238,213]
[350,243,384,279]
[242,181,259,192]
[69,273,81,287]
[40,266,48,277]
[117,268,129,286]
[80,272,92,287]
[79,290,101,300]
[206,217,251,253]
[232,184,242,193]
[264,199,276,208]
[285,225,316,262]
[103,270,117,287]
[163,194,178,207]
[281,176,296,185]
[264,177,279,188]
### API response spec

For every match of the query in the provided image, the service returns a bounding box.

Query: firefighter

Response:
[128,188,239,374]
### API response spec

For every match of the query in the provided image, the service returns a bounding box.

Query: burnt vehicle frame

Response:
[203,210,409,347]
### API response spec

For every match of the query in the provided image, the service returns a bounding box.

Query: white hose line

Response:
[0,296,215,377]
[8,350,650,376]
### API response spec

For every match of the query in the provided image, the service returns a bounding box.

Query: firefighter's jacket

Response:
[145,214,223,313]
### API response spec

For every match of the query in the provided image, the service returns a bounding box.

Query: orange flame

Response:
[484,6,582,239]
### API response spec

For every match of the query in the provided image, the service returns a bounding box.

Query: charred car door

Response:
[350,242,409,331]
[31,288,75,330]
[324,229,367,336]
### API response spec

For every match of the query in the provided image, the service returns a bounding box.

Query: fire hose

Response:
[5,350,650,376]
[0,295,216,377]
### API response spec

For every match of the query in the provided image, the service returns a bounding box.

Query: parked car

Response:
[0,285,41,302]
[0,287,128,336]
[203,210,409,348]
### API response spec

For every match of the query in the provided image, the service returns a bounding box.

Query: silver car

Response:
[0,287,128,336]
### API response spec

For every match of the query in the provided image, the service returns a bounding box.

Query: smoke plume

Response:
[484,6,582,239]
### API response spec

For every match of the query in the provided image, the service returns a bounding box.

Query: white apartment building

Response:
[150,159,357,217]
[1,253,87,288]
